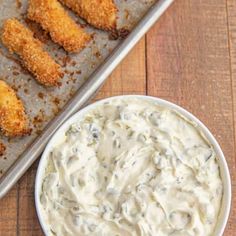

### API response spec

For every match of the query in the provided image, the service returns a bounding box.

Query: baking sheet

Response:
[0,0,156,176]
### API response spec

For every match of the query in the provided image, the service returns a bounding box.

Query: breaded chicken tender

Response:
[0,80,29,137]
[28,0,91,52]
[1,19,62,86]
[59,0,117,31]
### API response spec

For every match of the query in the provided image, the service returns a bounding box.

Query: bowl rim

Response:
[35,95,232,236]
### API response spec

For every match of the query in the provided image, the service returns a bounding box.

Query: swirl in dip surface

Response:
[40,98,223,236]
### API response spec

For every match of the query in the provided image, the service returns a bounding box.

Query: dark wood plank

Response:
[18,162,43,236]
[147,0,235,235]
[0,186,18,236]
[226,0,236,233]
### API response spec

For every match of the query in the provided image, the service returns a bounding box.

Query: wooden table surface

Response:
[0,0,236,235]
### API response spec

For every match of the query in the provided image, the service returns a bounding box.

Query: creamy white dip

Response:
[40,98,223,236]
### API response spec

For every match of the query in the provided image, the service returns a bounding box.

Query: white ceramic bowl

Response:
[35,95,231,236]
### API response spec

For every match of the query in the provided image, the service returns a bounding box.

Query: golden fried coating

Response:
[28,0,91,52]
[60,0,117,31]
[0,142,6,156]
[1,19,62,86]
[0,80,29,137]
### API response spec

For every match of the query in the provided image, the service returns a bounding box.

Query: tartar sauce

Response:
[40,98,223,236]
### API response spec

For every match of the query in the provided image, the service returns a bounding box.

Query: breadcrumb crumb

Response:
[0,142,6,156]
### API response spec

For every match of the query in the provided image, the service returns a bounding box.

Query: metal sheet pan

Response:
[0,0,173,198]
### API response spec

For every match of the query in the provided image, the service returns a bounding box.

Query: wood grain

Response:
[0,185,17,236]
[226,0,236,233]
[18,162,43,236]
[147,0,235,234]
[95,38,146,100]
